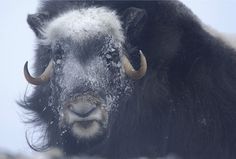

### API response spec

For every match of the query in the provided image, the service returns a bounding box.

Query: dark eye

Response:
[53,43,64,60]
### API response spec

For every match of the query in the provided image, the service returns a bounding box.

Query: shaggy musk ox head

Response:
[20,1,236,158]
[22,6,147,151]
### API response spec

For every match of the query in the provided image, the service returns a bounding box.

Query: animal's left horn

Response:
[24,60,53,85]
[122,50,147,80]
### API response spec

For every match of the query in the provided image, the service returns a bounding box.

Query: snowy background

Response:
[0,0,235,156]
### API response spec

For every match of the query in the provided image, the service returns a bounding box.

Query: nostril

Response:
[70,106,97,118]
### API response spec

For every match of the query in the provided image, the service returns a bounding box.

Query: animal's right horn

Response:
[24,60,53,85]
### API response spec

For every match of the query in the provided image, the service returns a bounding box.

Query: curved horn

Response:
[122,50,147,80]
[24,60,53,85]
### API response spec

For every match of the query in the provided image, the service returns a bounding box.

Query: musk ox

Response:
[20,0,236,159]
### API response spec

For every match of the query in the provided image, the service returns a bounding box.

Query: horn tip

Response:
[24,61,29,73]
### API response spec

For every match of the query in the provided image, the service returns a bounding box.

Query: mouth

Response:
[60,94,108,139]
[73,120,97,129]
[70,119,105,139]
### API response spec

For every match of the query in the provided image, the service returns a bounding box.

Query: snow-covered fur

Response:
[41,7,124,45]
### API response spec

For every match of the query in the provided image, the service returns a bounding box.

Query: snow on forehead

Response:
[43,7,124,45]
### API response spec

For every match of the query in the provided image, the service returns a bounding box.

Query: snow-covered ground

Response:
[0,148,180,159]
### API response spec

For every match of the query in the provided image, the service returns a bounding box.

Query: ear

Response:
[122,7,148,43]
[27,12,49,38]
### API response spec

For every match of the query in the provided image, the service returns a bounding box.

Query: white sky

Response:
[0,0,235,155]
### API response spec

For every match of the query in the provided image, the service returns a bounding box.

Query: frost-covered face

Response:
[51,37,132,140]
[42,8,132,140]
